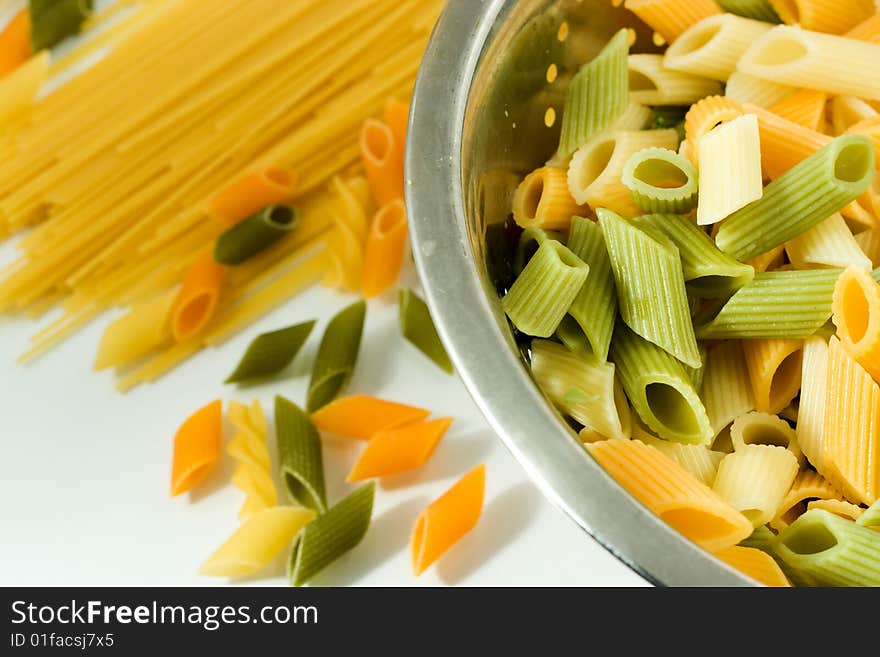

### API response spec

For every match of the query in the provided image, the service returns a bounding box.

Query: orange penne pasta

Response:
[361,199,408,298]
[823,337,880,505]
[623,0,720,44]
[411,464,485,575]
[511,166,584,230]
[770,0,875,34]
[847,116,880,164]
[714,546,791,587]
[207,165,298,226]
[832,265,880,382]
[383,99,409,167]
[846,12,880,44]
[807,498,865,521]
[311,394,430,440]
[684,95,743,162]
[769,89,828,132]
[0,10,31,78]
[360,118,404,207]
[587,439,753,552]
[347,417,453,481]
[171,399,223,496]
[744,103,833,180]
[170,250,224,342]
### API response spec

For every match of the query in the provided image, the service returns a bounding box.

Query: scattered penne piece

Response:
[360,118,404,207]
[347,417,453,481]
[361,199,408,298]
[398,288,454,374]
[171,400,223,497]
[224,320,315,384]
[306,300,366,412]
[411,465,486,575]
[275,396,326,513]
[207,166,298,226]
[169,250,224,342]
[311,395,430,440]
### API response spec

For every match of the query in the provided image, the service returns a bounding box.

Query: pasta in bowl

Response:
[409,0,880,587]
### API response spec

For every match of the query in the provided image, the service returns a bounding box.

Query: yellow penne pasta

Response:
[623,0,721,44]
[769,0,875,35]
[785,213,873,270]
[822,337,880,505]
[513,166,584,230]
[198,507,315,578]
[702,341,756,439]
[738,26,880,100]
[712,444,799,527]
[743,338,804,415]
[638,435,726,487]
[93,288,176,370]
[696,114,763,226]
[771,469,842,532]
[664,14,772,82]
[627,54,722,106]
[830,96,878,136]
[725,72,795,108]
[797,336,830,471]
[845,11,880,44]
[714,545,791,587]
[855,228,880,267]
[807,498,865,521]
[730,411,803,465]
[832,265,880,382]
[567,129,679,216]
[769,89,827,132]
[747,244,787,273]
[745,103,832,180]
[586,439,753,552]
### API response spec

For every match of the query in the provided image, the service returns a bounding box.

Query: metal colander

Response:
[407,0,755,586]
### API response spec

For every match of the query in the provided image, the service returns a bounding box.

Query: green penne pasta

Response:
[695,269,844,339]
[774,509,880,587]
[275,396,326,513]
[398,288,453,374]
[213,205,297,265]
[622,149,698,215]
[556,28,629,159]
[530,339,630,440]
[610,322,712,444]
[739,525,778,552]
[856,498,880,529]
[30,0,93,52]
[502,240,590,338]
[683,342,708,393]
[288,482,375,587]
[564,217,617,362]
[556,316,593,359]
[598,208,701,368]
[633,214,754,298]
[224,320,315,384]
[715,135,875,262]
[715,0,781,23]
[306,300,366,412]
[514,227,566,275]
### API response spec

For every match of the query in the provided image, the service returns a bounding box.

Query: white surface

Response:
[0,235,647,586]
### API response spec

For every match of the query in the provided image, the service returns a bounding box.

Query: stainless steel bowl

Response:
[407,0,755,586]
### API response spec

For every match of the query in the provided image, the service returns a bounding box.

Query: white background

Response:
[0,0,646,588]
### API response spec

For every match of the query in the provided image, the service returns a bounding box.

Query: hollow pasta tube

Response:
[832,265,880,382]
[361,199,408,298]
[170,399,222,497]
[311,395,430,440]
[347,417,453,481]
[360,118,404,207]
[169,250,224,342]
[207,166,298,226]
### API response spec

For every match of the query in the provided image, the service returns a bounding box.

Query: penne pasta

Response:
[169,250,225,342]
[275,395,327,513]
[737,25,880,100]
[30,0,93,52]
[729,411,802,465]
[714,545,791,587]
[199,507,316,578]
[638,435,726,486]
[785,213,873,270]
[627,54,722,106]
[224,320,315,384]
[771,469,843,532]
[822,337,880,505]
[725,72,795,108]
[347,417,452,481]
[383,99,409,167]
[587,439,753,551]
[768,0,875,35]
[742,338,804,415]
[307,299,366,412]
[227,400,277,520]
[214,205,298,266]
[696,113,763,226]
[208,166,299,226]
[745,103,833,179]
[845,11,880,44]
[768,89,827,132]
[361,199,408,298]
[702,341,756,439]
[513,166,585,230]
[411,465,486,575]
[93,288,176,371]
[855,229,880,268]
[622,148,699,215]
[360,118,404,207]
[398,288,454,374]
[832,265,880,382]
[716,0,781,23]
[796,336,831,471]
[311,395,430,441]
[830,96,878,136]
[684,95,744,163]
[531,339,631,441]
[623,0,721,44]
[170,400,223,497]
[807,498,865,522]
[664,14,772,81]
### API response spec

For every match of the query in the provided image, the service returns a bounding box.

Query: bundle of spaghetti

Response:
[0,0,442,384]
